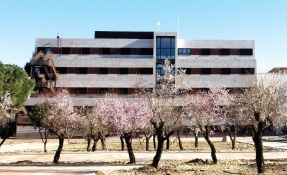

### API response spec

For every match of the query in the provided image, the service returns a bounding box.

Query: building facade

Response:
[18,31,256,137]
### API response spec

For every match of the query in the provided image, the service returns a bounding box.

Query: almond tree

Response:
[0,91,14,148]
[41,89,81,163]
[184,84,229,164]
[111,99,152,164]
[232,73,287,173]
[135,60,190,168]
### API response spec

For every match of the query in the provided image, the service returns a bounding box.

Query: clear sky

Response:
[0,0,286,72]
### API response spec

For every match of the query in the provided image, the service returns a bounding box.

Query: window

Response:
[57,67,67,74]
[201,49,210,55]
[121,48,130,55]
[239,49,253,55]
[37,47,47,53]
[220,49,230,55]
[185,68,191,74]
[222,68,231,74]
[101,48,110,54]
[98,68,108,74]
[119,88,129,94]
[139,68,153,74]
[202,68,211,74]
[156,36,175,59]
[78,68,88,74]
[78,88,87,94]
[178,48,191,55]
[141,48,153,55]
[119,68,129,74]
[81,48,90,55]
[61,47,70,54]
[99,88,108,94]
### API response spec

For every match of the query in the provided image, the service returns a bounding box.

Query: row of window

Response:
[37,47,253,56]
[181,68,255,75]
[66,87,244,95]
[178,48,253,56]
[55,67,153,74]
[35,66,254,75]
[37,47,154,55]
[68,88,135,94]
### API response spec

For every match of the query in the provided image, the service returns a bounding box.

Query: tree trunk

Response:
[202,126,217,164]
[166,135,170,150]
[194,132,198,148]
[0,138,7,148]
[145,136,151,151]
[86,134,92,151]
[153,134,157,149]
[92,137,99,152]
[252,119,265,173]
[227,125,237,150]
[100,138,107,150]
[177,130,183,150]
[123,133,136,164]
[53,133,64,164]
[120,135,125,151]
[152,135,164,168]
[39,128,49,153]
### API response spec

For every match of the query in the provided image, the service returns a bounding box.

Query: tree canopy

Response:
[0,61,35,109]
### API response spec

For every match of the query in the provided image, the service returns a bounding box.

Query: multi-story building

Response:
[17,31,256,137]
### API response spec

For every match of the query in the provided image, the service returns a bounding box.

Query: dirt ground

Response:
[2,137,287,174]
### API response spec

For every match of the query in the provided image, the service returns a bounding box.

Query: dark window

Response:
[182,68,191,74]
[139,68,153,74]
[81,48,90,55]
[220,49,230,55]
[78,68,88,74]
[222,68,231,74]
[61,47,70,54]
[99,88,108,94]
[37,47,46,53]
[119,88,129,94]
[57,67,67,74]
[141,48,153,55]
[202,68,211,74]
[239,49,253,55]
[121,48,130,55]
[78,88,87,94]
[201,49,210,55]
[119,68,129,74]
[241,68,255,74]
[101,48,110,54]
[98,68,108,74]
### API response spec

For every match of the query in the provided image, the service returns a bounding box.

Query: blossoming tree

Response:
[232,73,287,173]
[41,89,81,163]
[184,84,229,164]
[135,60,190,168]
[111,98,152,164]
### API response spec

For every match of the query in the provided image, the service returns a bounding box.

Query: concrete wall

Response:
[53,57,154,68]
[56,74,154,88]
[184,74,254,88]
[36,38,153,48]
[178,39,254,48]
[176,56,256,68]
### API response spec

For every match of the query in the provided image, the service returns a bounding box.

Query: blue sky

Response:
[0,0,286,72]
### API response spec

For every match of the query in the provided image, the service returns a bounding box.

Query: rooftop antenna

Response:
[157,21,160,31]
[177,14,180,38]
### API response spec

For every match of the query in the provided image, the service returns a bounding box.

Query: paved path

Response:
[0,136,286,175]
